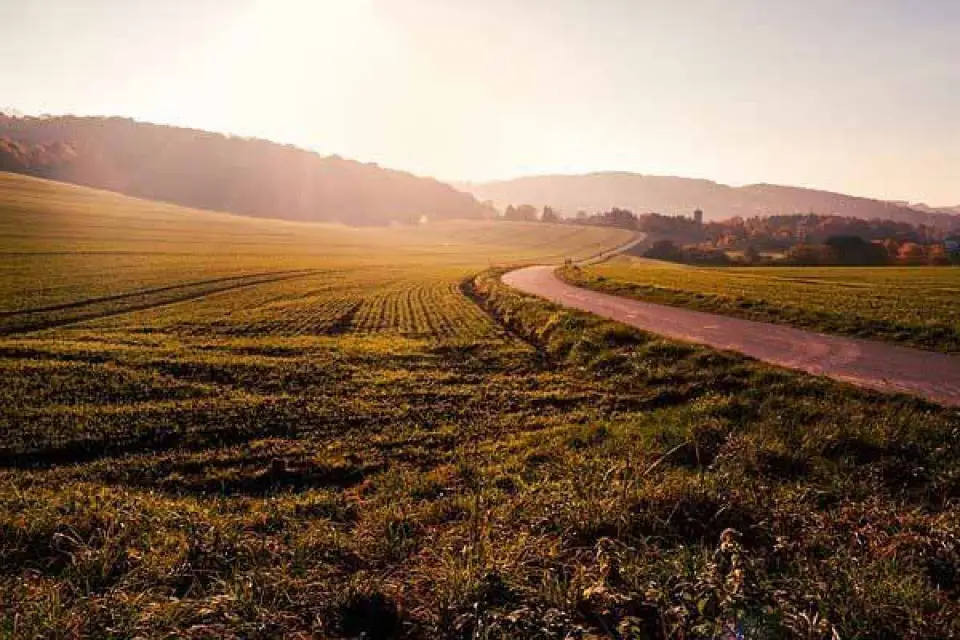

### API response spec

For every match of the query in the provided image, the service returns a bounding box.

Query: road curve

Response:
[503,266,960,407]
[577,232,647,265]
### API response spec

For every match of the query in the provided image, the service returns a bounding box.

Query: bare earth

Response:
[503,266,960,407]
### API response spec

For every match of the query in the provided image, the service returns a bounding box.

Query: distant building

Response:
[693,209,703,225]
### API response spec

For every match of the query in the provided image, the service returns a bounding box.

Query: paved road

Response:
[577,232,647,265]
[503,266,960,407]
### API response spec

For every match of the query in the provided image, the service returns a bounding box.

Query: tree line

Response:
[0,115,487,226]
[495,203,960,266]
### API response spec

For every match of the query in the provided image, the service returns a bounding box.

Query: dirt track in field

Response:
[503,265,960,407]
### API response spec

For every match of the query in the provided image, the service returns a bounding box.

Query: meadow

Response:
[1,173,959,639]
[562,255,960,353]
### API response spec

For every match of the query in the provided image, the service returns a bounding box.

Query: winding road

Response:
[503,265,960,407]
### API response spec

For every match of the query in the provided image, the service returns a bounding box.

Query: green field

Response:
[2,173,959,638]
[563,255,960,353]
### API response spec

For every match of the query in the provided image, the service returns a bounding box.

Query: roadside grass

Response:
[561,255,960,353]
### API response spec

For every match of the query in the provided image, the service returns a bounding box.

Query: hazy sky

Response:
[3,0,958,204]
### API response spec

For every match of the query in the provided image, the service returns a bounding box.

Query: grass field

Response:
[2,173,959,639]
[562,255,960,353]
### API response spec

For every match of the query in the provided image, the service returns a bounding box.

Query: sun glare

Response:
[145,0,381,142]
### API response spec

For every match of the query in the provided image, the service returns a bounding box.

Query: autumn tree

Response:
[502,204,538,222]
[598,208,637,230]
[824,235,888,265]
[898,242,926,264]
[541,206,560,223]
[644,239,685,262]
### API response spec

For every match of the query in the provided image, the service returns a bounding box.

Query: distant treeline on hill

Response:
[466,172,960,230]
[497,205,958,243]
[0,115,488,226]
[646,235,959,266]
[636,211,960,266]
[495,204,960,265]
[644,211,957,247]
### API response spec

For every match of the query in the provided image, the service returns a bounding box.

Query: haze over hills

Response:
[3,114,956,232]
[891,201,960,216]
[0,114,487,226]
[464,173,960,230]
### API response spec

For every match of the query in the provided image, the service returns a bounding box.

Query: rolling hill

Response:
[0,114,487,226]
[892,201,960,217]
[0,170,631,317]
[464,172,960,229]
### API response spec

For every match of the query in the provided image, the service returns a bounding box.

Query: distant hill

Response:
[890,201,960,217]
[0,115,486,226]
[464,172,960,230]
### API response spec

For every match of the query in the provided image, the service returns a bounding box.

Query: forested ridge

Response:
[0,115,486,226]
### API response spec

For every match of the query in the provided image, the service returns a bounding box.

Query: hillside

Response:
[465,172,960,229]
[0,115,486,226]
[0,171,631,317]
[892,201,960,216]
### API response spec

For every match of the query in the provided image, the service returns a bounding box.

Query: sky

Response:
[2,0,958,205]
